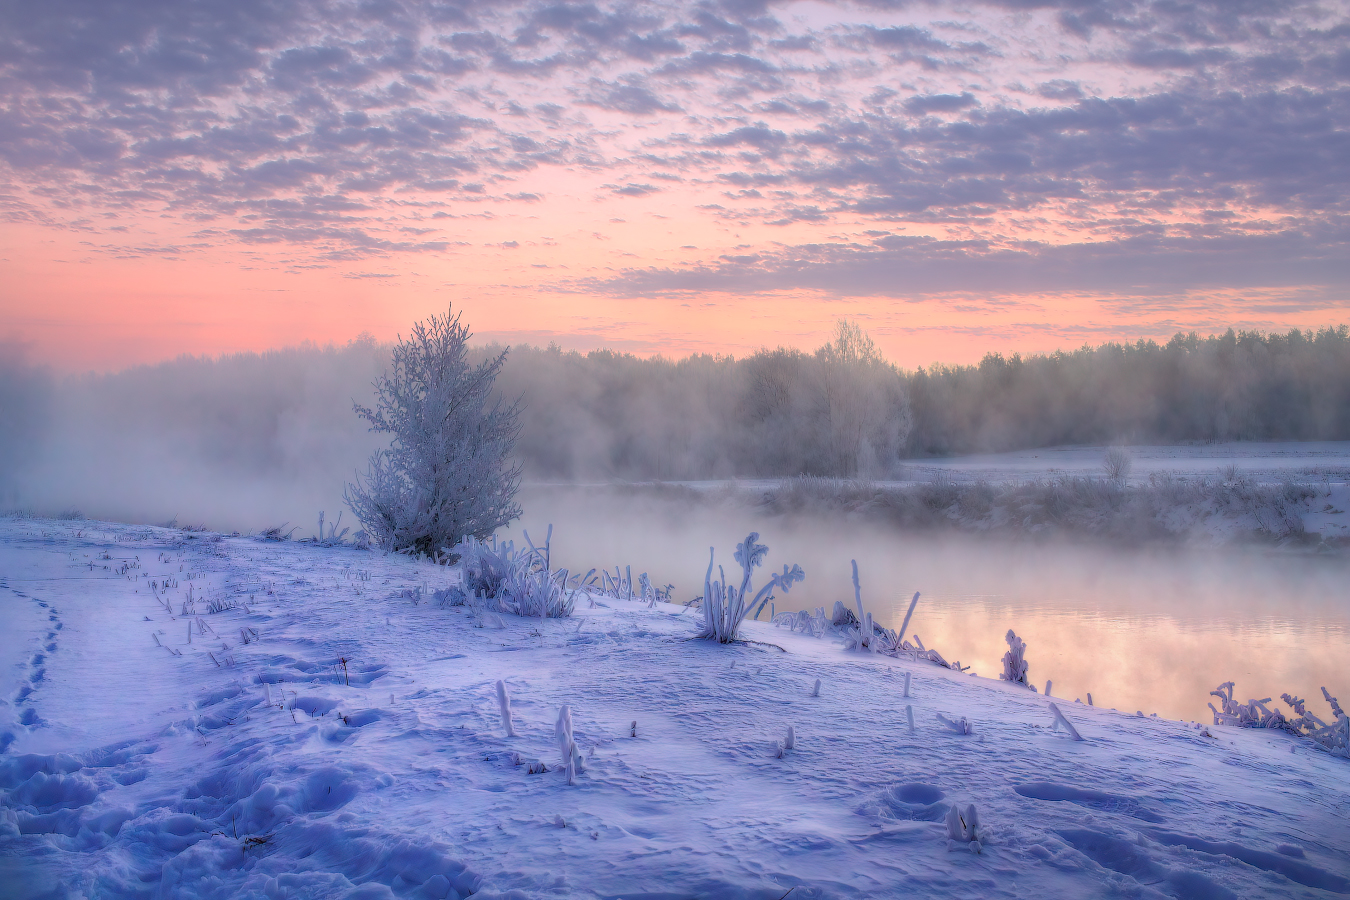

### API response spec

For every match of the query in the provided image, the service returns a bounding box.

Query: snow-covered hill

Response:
[2,519,1347,899]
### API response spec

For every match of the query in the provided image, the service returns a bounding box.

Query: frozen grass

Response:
[447,527,577,618]
[697,532,805,643]
[774,562,962,671]
[1209,682,1349,758]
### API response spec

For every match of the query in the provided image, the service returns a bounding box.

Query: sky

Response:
[2,0,1348,371]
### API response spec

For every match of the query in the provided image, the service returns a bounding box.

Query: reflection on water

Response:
[513,485,1350,723]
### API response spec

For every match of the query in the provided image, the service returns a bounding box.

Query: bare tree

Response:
[817,319,912,478]
[345,307,521,555]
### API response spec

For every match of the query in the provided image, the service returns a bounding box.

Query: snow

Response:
[2,517,1348,899]
[906,441,1350,484]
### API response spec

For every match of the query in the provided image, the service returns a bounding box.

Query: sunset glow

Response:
[3,0,1347,369]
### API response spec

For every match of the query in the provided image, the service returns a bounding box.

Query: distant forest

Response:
[5,325,1350,495]
[496,325,1350,479]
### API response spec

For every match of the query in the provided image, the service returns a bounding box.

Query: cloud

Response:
[903,92,979,114]
[704,124,789,150]
[581,80,681,114]
[0,0,1345,280]
[609,183,661,196]
[573,226,1350,298]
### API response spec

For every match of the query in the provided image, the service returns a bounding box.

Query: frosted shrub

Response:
[1210,682,1350,757]
[1283,689,1350,757]
[830,600,858,627]
[592,565,669,604]
[1208,681,1283,729]
[600,566,633,600]
[1000,630,1032,688]
[1103,446,1132,482]
[770,562,960,670]
[502,563,575,618]
[696,532,805,643]
[504,527,577,618]
[345,306,522,556]
[312,511,351,547]
[447,535,517,605]
[772,607,829,636]
[450,527,577,618]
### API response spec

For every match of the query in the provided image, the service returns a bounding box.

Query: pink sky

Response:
[3,0,1347,371]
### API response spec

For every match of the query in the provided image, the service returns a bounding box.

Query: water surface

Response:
[512,485,1350,724]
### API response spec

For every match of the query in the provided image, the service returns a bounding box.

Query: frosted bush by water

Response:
[446,526,576,618]
[697,532,804,643]
[1000,630,1032,688]
[1209,682,1349,757]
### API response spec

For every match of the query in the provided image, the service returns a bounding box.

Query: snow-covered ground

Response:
[906,441,1350,484]
[509,490,1350,725]
[2,518,1348,899]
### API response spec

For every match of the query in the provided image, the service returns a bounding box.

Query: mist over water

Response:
[511,485,1350,725]
[4,340,1347,729]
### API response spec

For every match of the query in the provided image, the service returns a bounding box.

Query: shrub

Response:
[697,532,804,643]
[345,306,521,556]
[446,527,577,618]
[1000,629,1032,688]
[1104,446,1132,481]
[1209,682,1349,757]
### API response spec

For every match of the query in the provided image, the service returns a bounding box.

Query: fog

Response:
[6,325,1350,531]
[4,340,388,534]
[511,485,1350,725]
[2,333,1346,727]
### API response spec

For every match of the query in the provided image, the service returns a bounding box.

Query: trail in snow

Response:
[1,518,1347,899]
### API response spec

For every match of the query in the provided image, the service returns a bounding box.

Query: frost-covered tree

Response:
[345,307,522,555]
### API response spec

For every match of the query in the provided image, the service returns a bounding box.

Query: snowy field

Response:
[904,441,1350,485]
[2,518,1348,899]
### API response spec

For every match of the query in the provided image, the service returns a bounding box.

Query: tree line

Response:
[905,327,1350,456]
[495,325,1350,479]
[5,324,1349,508]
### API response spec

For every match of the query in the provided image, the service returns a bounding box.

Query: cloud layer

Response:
[1,0,1347,361]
